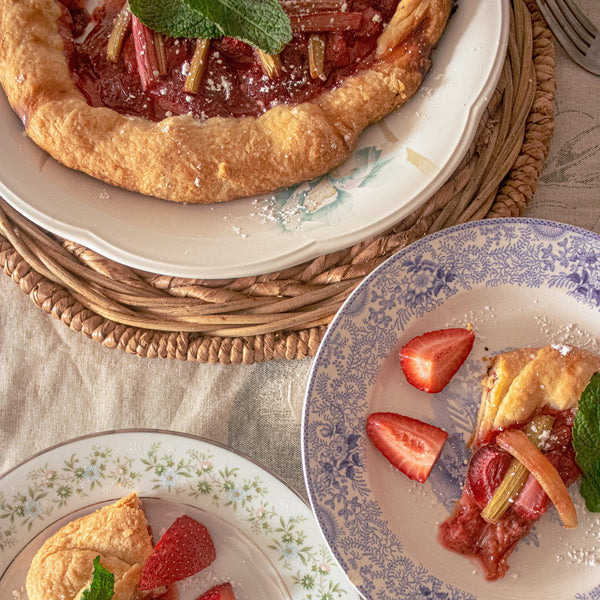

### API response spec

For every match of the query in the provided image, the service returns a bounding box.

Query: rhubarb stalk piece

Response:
[185,39,210,93]
[131,14,161,91]
[481,415,555,524]
[308,34,326,79]
[107,2,132,62]
[496,429,578,529]
[256,49,282,78]
[290,12,363,32]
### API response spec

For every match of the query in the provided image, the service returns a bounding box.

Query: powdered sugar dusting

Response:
[554,494,600,570]
[443,305,600,355]
[551,343,573,356]
[249,197,307,230]
[444,305,498,344]
[535,316,600,354]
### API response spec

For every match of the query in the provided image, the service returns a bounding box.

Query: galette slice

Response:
[26,492,159,600]
[439,345,600,580]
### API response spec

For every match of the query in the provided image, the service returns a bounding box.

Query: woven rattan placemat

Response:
[0,0,555,364]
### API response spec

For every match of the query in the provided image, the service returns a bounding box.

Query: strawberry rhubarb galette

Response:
[26,492,235,599]
[0,0,452,204]
[439,345,600,580]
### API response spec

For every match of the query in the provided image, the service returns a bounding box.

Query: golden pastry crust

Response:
[0,0,452,204]
[473,348,539,445]
[26,493,154,600]
[474,345,600,445]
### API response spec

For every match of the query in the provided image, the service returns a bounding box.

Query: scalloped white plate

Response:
[0,430,358,600]
[0,0,508,278]
[302,219,600,600]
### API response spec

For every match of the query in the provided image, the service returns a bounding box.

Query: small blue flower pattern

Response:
[303,219,600,600]
[265,146,392,231]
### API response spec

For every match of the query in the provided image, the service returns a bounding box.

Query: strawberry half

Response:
[139,515,216,590]
[366,412,448,482]
[195,582,236,600]
[399,327,475,393]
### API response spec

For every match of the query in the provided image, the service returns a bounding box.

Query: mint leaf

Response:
[573,371,600,512]
[80,556,115,600]
[580,469,600,513]
[129,0,221,39]
[183,0,292,54]
[129,0,292,54]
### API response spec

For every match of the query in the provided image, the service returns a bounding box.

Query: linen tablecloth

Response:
[1,2,599,500]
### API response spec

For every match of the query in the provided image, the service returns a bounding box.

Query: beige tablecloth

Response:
[1,4,599,501]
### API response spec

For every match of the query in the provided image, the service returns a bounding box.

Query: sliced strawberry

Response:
[399,328,475,393]
[195,582,236,600]
[139,515,216,590]
[366,412,448,482]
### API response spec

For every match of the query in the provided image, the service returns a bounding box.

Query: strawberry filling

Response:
[57,0,407,121]
[464,445,512,510]
[438,409,580,580]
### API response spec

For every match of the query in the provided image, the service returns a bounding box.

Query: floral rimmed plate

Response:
[0,430,358,600]
[0,0,507,279]
[302,218,600,600]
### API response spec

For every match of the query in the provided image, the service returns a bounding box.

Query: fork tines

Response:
[536,0,600,75]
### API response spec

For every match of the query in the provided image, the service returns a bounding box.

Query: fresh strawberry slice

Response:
[366,412,448,482]
[139,515,216,590]
[195,582,236,600]
[399,328,475,393]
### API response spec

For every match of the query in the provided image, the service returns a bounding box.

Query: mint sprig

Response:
[129,0,221,39]
[573,371,600,512]
[80,556,115,600]
[129,0,292,55]
[185,0,292,54]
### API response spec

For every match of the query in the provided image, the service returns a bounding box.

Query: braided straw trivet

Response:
[0,0,555,364]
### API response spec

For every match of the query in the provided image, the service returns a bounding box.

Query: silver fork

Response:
[535,0,600,75]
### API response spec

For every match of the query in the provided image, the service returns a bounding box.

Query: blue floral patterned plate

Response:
[0,430,358,600]
[302,218,600,600]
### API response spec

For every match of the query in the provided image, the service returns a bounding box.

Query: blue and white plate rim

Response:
[301,217,600,600]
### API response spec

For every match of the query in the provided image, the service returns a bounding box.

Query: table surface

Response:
[1,3,599,504]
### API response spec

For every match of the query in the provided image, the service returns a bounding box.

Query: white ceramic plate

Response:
[302,218,600,600]
[0,0,508,279]
[0,430,358,600]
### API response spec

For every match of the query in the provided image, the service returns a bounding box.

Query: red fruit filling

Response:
[438,409,580,580]
[55,0,411,121]
[464,445,512,510]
